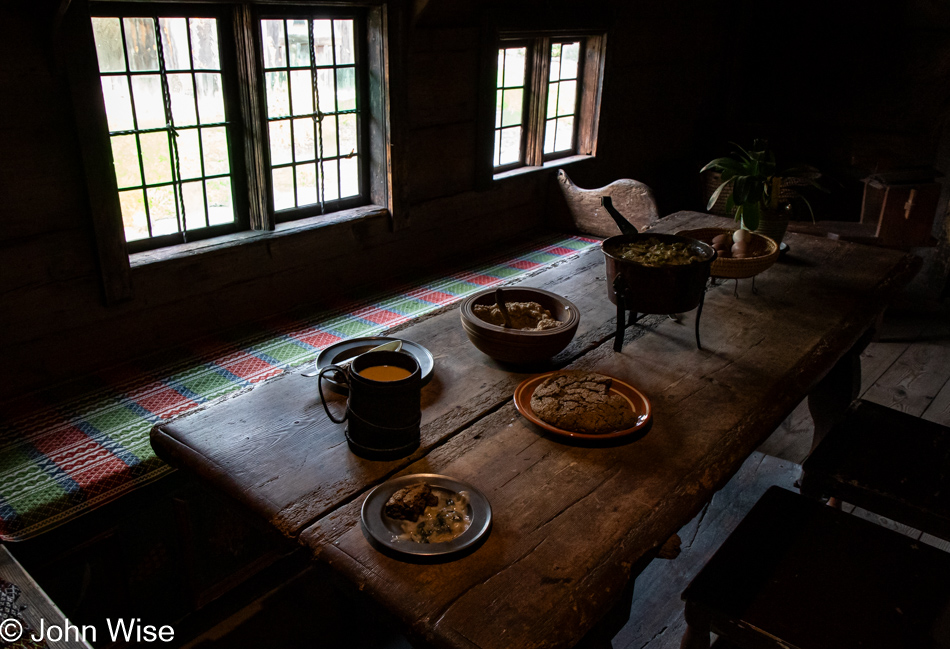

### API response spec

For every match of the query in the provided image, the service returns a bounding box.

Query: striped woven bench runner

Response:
[0,233,599,541]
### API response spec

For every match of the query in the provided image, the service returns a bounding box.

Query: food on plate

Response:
[473,301,562,330]
[613,238,705,267]
[530,371,637,434]
[383,482,439,521]
[385,483,472,544]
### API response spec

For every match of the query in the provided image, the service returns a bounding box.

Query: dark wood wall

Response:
[2,0,948,402]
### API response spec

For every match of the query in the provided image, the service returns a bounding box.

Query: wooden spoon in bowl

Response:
[495,287,513,328]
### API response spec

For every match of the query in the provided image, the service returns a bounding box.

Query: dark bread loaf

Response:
[530,371,636,434]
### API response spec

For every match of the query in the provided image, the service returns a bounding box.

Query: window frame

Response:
[251,6,371,223]
[479,29,606,183]
[65,0,397,304]
[88,3,252,254]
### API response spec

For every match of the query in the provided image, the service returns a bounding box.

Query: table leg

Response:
[679,605,711,649]
[806,327,874,454]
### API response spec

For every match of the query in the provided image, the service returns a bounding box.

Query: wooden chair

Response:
[800,399,950,541]
[552,169,659,238]
[680,486,950,649]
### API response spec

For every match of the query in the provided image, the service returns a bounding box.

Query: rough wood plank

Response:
[924,377,950,426]
[861,342,950,415]
[755,399,812,465]
[859,340,908,396]
[153,213,918,649]
[152,243,627,538]
[61,0,132,304]
[0,546,93,649]
[920,533,950,552]
[848,507,923,540]
[297,227,918,649]
[613,453,800,649]
[407,47,478,128]
[406,122,476,202]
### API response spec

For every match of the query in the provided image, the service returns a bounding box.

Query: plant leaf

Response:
[700,157,745,173]
[743,201,761,231]
[733,175,751,205]
[706,180,730,211]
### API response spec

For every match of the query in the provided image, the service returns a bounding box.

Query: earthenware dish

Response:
[513,372,652,440]
[459,287,580,364]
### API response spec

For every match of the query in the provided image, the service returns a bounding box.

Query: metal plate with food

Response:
[513,371,652,440]
[313,337,434,393]
[361,474,492,557]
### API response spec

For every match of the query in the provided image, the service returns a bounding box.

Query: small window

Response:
[544,41,580,157]
[493,45,527,168]
[259,16,366,219]
[488,33,605,175]
[91,11,243,251]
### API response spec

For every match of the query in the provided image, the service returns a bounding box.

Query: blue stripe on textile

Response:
[70,420,139,468]
[22,443,83,496]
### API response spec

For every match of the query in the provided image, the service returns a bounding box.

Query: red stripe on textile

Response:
[291,329,343,349]
[56,445,132,491]
[216,352,280,383]
[127,382,198,418]
[31,424,131,489]
[459,274,503,286]
[408,289,455,305]
[509,260,541,270]
[353,307,410,326]
[547,246,576,256]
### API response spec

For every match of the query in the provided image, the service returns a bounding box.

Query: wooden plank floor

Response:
[178,291,950,649]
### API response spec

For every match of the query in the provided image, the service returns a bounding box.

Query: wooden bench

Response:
[800,399,950,541]
[680,486,950,649]
[0,545,92,649]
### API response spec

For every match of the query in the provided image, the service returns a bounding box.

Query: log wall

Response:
[3,0,948,401]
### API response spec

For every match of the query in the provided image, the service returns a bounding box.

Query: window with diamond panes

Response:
[493,46,527,168]
[260,18,362,214]
[544,41,580,156]
[91,14,238,251]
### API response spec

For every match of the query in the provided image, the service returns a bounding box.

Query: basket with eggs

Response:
[675,228,780,279]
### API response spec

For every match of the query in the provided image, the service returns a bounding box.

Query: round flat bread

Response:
[530,371,636,434]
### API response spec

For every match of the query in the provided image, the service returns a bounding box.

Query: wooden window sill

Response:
[130,204,390,269]
[492,154,593,182]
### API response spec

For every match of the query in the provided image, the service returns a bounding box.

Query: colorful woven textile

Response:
[0,233,599,541]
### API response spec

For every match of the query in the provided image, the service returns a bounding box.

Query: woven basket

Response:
[677,228,780,279]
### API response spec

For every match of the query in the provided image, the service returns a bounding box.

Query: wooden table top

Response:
[151,212,920,649]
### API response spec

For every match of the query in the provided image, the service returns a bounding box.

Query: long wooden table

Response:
[151,212,920,649]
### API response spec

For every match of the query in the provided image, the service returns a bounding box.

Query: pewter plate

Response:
[314,337,435,394]
[361,473,492,557]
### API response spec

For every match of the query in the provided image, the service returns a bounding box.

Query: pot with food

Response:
[599,197,716,349]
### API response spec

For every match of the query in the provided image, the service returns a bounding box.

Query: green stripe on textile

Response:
[327,319,381,338]
[253,338,312,365]
[172,366,245,400]
[481,265,523,278]
[377,296,433,316]
[436,280,480,296]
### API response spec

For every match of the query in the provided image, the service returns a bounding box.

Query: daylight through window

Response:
[544,42,580,155]
[260,18,361,213]
[91,15,236,247]
[490,34,603,174]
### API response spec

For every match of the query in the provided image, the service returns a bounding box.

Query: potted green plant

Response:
[701,139,821,242]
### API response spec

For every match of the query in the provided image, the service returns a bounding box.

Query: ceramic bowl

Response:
[459,287,580,364]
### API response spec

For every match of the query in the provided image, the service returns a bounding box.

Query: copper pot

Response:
[602,233,716,314]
